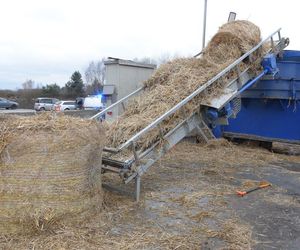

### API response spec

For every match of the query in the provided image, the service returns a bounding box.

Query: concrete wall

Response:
[105,64,120,91]
[105,61,155,120]
[63,109,99,118]
[0,110,99,119]
[0,109,36,116]
[117,65,153,98]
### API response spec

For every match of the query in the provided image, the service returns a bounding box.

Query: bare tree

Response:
[132,53,179,67]
[85,58,106,85]
[156,53,173,65]
[85,79,103,96]
[22,79,35,90]
[133,57,157,65]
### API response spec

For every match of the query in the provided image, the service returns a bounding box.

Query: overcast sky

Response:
[0,0,297,89]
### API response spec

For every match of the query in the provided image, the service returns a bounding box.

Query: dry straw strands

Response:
[0,113,106,234]
[106,20,262,150]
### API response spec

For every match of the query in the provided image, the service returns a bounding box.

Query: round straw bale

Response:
[0,114,105,234]
[203,20,261,65]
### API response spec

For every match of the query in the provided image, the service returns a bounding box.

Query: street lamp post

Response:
[202,0,208,50]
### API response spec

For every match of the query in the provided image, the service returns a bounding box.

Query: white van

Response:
[82,96,104,110]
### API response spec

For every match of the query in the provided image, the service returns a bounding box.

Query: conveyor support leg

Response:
[135,175,141,202]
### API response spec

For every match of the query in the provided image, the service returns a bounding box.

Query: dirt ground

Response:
[1,140,300,249]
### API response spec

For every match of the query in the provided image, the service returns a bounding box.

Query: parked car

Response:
[53,101,76,112]
[34,98,59,111]
[82,95,104,110]
[0,98,19,109]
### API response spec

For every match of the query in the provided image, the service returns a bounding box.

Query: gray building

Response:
[103,58,156,119]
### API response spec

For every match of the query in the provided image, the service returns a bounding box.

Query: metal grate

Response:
[232,96,242,116]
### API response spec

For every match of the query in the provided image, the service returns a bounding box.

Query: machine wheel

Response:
[11,104,17,109]
[64,108,70,111]
[39,107,46,111]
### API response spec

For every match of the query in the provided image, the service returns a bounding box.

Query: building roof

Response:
[104,57,156,69]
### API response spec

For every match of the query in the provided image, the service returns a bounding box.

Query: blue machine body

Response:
[215,50,300,143]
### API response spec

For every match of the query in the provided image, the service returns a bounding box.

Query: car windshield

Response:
[56,101,62,105]
[64,101,75,105]
[43,99,52,103]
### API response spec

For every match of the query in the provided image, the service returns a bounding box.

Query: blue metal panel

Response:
[277,50,300,79]
[276,61,300,79]
[243,51,300,100]
[218,50,300,143]
[242,79,300,99]
[280,50,300,61]
[221,98,300,142]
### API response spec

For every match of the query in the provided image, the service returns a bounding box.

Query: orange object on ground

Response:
[236,181,271,197]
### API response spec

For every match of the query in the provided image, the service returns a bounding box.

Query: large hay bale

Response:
[0,114,105,234]
[106,20,261,150]
[203,20,261,65]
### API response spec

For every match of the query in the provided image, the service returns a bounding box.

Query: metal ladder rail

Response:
[197,119,216,142]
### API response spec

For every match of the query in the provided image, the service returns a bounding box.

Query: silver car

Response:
[53,101,76,112]
[34,98,59,111]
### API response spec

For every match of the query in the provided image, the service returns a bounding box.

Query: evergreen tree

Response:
[42,83,61,97]
[65,71,84,97]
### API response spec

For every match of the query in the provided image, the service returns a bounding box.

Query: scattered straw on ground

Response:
[204,219,253,250]
[163,139,300,169]
[1,140,299,249]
